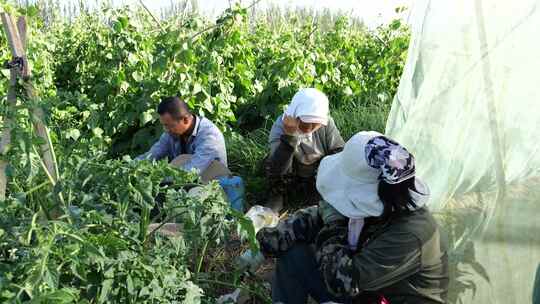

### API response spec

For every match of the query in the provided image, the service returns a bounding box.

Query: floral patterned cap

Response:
[365,136,415,184]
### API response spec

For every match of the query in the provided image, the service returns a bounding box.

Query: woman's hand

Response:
[282,115,299,136]
[256,225,296,258]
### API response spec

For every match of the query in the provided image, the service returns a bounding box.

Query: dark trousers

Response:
[272,243,352,304]
[262,153,323,212]
[264,162,321,206]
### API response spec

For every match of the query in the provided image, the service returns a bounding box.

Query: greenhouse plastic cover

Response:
[386,0,540,303]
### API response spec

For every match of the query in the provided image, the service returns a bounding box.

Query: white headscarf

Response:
[284,88,329,126]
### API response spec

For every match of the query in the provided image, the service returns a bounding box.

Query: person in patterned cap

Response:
[257,131,449,304]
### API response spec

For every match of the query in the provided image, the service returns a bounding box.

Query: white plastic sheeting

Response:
[386,0,540,303]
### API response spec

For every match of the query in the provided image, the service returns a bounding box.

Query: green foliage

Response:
[0,156,255,303]
[1,4,408,156]
[226,129,270,204]
[332,100,391,139]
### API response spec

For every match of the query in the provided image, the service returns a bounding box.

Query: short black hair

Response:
[378,177,419,219]
[157,96,191,120]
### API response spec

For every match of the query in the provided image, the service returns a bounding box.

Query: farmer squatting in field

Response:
[136,96,229,179]
[264,88,345,212]
[257,131,449,303]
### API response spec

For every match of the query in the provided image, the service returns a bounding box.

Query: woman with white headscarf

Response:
[257,131,449,304]
[265,88,345,212]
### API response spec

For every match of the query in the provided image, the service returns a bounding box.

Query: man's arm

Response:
[267,116,299,176]
[136,133,171,161]
[320,231,421,297]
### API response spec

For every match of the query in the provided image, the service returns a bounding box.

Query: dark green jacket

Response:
[350,207,449,303]
[257,202,449,304]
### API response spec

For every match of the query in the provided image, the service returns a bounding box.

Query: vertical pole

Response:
[0,69,17,201]
[2,14,58,181]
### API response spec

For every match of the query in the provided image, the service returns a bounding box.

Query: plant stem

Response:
[137,0,164,32]
[189,24,219,41]
[196,240,209,274]
[33,146,56,187]
[42,119,60,184]
[24,180,51,196]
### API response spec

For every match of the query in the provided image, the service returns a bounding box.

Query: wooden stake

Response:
[1,14,25,58]
[0,13,59,199]
[0,69,17,201]
[16,16,26,51]
[15,16,59,182]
